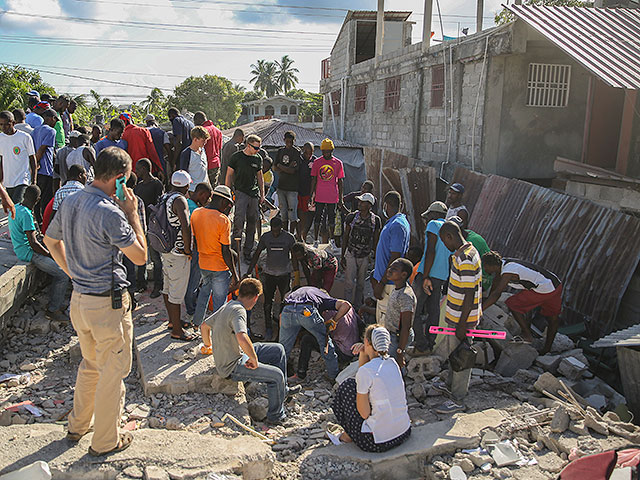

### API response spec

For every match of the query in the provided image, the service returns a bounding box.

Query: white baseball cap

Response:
[171,170,192,187]
[355,192,376,205]
[144,114,155,122]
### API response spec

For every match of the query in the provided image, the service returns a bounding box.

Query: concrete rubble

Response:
[1,288,638,479]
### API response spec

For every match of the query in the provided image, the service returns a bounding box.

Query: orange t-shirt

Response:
[191,207,231,272]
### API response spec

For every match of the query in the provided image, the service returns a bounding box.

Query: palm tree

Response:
[140,87,167,115]
[89,90,113,117]
[250,60,280,98]
[70,94,87,108]
[275,55,299,94]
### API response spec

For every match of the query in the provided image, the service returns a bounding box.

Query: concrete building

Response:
[319,5,640,182]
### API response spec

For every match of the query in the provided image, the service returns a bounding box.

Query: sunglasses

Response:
[248,143,260,150]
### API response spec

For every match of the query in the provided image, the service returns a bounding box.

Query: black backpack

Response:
[147,193,178,253]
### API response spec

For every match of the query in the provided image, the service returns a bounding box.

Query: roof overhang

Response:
[507,5,640,90]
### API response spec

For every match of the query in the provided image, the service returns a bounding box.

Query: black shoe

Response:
[286,384,302,400]
[150,288,161,299]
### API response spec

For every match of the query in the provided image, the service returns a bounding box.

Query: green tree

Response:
[169,75,243,129]
[286,88,322,118]
[0,65,56,110]
[250,60,280,97]
[495,0,592,25]
[275,55,299,94]
[243,90,263,103]
[140,87,168,122]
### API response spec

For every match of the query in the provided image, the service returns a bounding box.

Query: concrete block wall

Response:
[565,180,640,213]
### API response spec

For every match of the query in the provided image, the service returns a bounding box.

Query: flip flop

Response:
[88,432,133,456]
[167,321,195,331]
[171,332,198,342]
[510,335,532,345]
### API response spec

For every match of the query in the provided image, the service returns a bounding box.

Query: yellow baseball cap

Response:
[320,138,334,151]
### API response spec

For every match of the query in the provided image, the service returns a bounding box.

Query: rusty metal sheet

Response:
[453,167,640,338]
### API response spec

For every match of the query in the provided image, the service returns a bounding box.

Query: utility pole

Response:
[422,0,433,52]
[477,0,484,33]
[375,0,385,64]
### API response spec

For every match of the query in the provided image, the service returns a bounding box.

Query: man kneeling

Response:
[201,278,300,424]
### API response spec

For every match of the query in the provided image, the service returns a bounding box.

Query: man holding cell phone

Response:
[44,146,147,457]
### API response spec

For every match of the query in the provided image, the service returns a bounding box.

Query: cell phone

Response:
[112,287,123,310]
[115,176,126,201]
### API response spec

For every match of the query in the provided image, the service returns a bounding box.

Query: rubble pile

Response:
[1,291,637,480]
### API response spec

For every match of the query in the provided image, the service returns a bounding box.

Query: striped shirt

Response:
[445,243,482,325]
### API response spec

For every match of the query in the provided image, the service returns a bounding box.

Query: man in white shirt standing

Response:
[0,111,37,204]
[12,109,34,135]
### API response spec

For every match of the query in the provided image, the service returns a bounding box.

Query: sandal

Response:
[88,432,133,456]
[171,332,198,342]
[167,321,195,331]
[66,426,93,443]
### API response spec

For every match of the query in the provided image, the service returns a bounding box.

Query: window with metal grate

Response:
[527,63,571,107]
[354,84,367,113]
[384,76,401,112]
[431,65,444,108]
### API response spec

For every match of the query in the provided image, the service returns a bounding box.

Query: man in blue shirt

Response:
[8,185,69,320]
[31,109,58,222]
[93,118,128,159]
[372,191,410,324]
[413,201,452,353]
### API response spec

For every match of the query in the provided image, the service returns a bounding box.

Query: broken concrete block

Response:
[569,420,589,436]
[550,333,574,353]
[19,362,37,371]
[28,316,50,335]
[585,394,607,412]
[449,465,467,480]
[533,372,587,406]
[144,465,170,480]
[474,342,495,366]
[411,383,427,402]
[406,356,443,382]
[494,343,538,377]
[584,411,609,436]
[0,410,12,426]
[210,375,240,395]
[468,451,493,468]
[455,458,475,473]
[512,369,539,385]
[603,411,621,423]
[535,354,562,374]
[165,417,184,430]
[248,397,269,422]
[537,451,565,473]
[557,357,587,381]
[550,406,570,433]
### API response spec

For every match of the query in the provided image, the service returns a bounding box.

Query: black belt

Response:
[82,290,111,297]
[284,302,314,308]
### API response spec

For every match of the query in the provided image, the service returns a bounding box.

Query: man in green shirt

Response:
[225,134,264,262]
[53,96,69,148]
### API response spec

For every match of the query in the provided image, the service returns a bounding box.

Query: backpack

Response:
[147,193,179,253]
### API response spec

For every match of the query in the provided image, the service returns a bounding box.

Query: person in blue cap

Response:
[445,182,469,229]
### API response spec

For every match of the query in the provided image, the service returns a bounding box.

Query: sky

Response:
[0,0,506,105]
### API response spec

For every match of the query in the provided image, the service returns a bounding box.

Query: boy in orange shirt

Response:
[191,185,239,332]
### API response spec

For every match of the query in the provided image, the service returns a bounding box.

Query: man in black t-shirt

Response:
[341,192,381,309]
[134,158,164,297]
[273,131,301,235]
[226,134,264,261]
[297,142,316,241]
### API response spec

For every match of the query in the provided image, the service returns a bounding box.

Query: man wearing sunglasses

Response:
[226,134,265,262]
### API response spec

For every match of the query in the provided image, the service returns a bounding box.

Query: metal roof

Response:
[222,119,362,149]
[507,5,640,90]
[345,11,412,23]
[452,167,640,339]
[592,324,640,348]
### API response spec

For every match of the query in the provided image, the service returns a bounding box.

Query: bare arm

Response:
[43,236,71,277]
[225,167,234,188]
[373,252,402,299]
[396,310,413,367]
[26,230,50,257]
[483,273,515,310]
[35,145,48,162]
[236,332,258,369]
[221,244,238,285]
[28,155,37,184]
[455,288,476,341]
[82,148,95,167]
[201,322,212,347]
[331,299,352,323]
[356,393,371,420]
[337,177,344,205]
[422,232,438,294]
[309,177,317,204]
[341,221,351,269]
[245,241,265,277]
[459,209,469,230]
[172,195,191,255]
[257,169,265,202]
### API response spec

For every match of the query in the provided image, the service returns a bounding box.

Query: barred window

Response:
[354,84,367,113]
[527,63,571,107]
[384,76,401,111]
[330,90,341,116]
[431,65,444,108]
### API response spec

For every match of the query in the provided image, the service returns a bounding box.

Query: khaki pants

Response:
[375,284,395,325]
[68,291,133,452]
[434,333,473,402]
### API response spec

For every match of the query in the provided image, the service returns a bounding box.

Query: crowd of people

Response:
[0,91,565,457]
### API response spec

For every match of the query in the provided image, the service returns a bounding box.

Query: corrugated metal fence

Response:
[453,167,640,338]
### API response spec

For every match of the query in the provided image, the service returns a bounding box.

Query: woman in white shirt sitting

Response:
[332,324,411,452]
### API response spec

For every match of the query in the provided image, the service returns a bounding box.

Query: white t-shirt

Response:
[0,130,35,187]
[187,148,208,192]
[356,356,411,443]
[15,123,34,135]
[502,259,560,294]
[66,146,95,182]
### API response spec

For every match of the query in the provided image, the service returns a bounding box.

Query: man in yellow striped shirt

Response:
[433,221,482,414]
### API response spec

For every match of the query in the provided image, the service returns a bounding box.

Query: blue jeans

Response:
[31,253,69,312]
[194,269,231,326]
[184,250,200,316]
[390,328,415,357]
[279,304,339,379]
[230,343,287,422]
